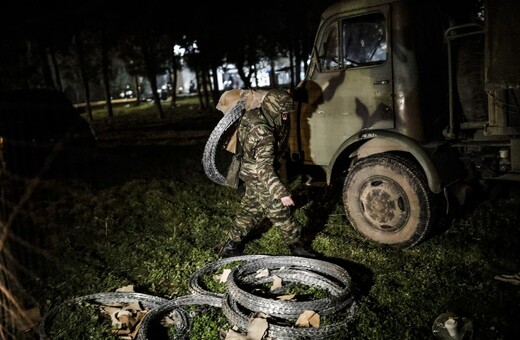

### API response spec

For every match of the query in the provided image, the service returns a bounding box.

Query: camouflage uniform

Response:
[226,89,301,245]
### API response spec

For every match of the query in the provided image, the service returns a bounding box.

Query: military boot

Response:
[220,240,242,258]
[289,242,317,258]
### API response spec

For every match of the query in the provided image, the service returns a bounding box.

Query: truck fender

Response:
[327,130,442,193]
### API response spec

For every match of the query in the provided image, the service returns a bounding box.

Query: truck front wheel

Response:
[342,153,436,248]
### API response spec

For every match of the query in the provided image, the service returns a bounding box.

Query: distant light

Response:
[174,45,186,56]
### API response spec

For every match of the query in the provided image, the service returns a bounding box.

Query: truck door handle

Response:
[373,80,389,85]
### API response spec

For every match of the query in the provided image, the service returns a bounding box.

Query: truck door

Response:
[296,6,393,168]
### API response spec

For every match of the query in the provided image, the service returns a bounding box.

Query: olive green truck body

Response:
[288,0,520,247]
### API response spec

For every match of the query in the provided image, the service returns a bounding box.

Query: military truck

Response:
[288,0,520,248]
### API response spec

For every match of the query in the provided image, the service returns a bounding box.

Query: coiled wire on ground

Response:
[39,292,188,340]
[42,255,357,339]
[226,256,354,319]
[141,256,356,339]
[188,254,269,298]
[221,293,358,340]
[135,294,222,340]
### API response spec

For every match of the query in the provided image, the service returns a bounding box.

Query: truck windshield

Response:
[342,13,387,67]
[319,13,387,71]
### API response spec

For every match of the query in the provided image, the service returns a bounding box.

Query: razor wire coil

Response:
[221,292,358,340]
[41,255,356,340]
[201,100,245,185]
[40,292,189,340]
[225,256,354,319]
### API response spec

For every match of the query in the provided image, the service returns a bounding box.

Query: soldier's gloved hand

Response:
[281,196,295,206]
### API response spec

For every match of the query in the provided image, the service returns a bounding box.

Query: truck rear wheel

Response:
[343,153,436,248]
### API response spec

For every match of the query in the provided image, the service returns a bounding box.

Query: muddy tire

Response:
[343,153,436,248]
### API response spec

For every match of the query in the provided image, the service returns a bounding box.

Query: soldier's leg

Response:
[221,184,264,257]
[263,191,316,257]
[228,184,264,241]
[266,202,301,244]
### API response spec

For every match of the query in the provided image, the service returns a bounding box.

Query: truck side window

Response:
[321,22,340,71]
[342,13,387,67]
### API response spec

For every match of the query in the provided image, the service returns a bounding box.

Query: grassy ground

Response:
[1,97,519,339]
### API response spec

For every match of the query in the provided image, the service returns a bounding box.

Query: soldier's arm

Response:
[251,125,291,199]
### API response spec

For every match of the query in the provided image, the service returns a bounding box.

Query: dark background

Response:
[0,0,483,98]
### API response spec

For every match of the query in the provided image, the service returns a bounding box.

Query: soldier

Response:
[218,88,316,258]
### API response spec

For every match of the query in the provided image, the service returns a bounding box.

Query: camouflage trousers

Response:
[228,180,301,245]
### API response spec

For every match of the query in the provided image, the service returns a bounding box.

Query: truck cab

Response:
[289,0,520,247]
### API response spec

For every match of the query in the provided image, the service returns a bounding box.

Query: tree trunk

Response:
[134,75,141,105]
[210,64,220,105]
[289,48,295,89]
[149,73,164,119]
[81,75,93,123]
[138,38,164,119]
[101,30,113,118]
[269,59,277,88]
[141,44,164,119]
[75,33,93,122]
[38,43,55,89]
[49,47,62,92]
[195,69,204,109]
[236,62,251,89]
[169,61,178,109]
[200,70,210,110]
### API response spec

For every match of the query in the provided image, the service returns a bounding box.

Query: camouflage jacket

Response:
[237,108,291,199]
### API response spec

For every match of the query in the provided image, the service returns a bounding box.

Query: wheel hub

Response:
[359,177,409,232]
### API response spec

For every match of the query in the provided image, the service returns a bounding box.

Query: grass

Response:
[1,97,519,339]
